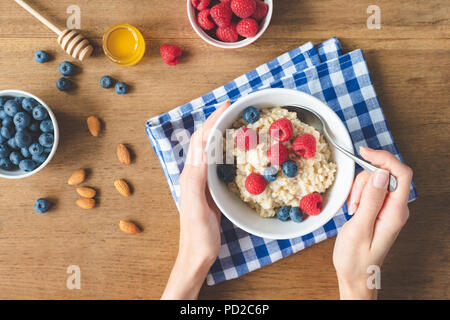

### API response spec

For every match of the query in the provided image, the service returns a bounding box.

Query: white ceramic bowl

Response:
[206,88,355,239]
[187,0,273,49]
[0,90,59,179]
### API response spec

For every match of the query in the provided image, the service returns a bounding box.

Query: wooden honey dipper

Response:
[14,0,93,61]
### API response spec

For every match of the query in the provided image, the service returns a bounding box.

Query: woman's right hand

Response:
[333,147,413,299]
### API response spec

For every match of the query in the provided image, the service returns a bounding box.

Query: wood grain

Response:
[0,0,448,300]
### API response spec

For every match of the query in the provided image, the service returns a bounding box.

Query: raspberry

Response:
[210,3,232,27]
[191,0,211,11]
[267,143,289,165]
[197,9,215,30]
[235,128,258,150]
[220,0,232,3]
[231,0,256,18]
[236,18,259,38]
[216,22,238,42]
[269,118,293,142]
[300,193,323,216]
[251,0,268,21]
[245,173,267,195]
[292,133,316,159]
[160,43,182,66]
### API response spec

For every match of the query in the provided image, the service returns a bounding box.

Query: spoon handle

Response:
[331,143,398,192]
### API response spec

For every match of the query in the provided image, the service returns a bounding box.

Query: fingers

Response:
[360,147,413,203]
[347,171,370,215]
[181,101,231,190]
[203,100,231,132]
[199,100,231,149]
[352,169,390,232]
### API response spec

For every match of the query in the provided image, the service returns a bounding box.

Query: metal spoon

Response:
[283,104,397,192]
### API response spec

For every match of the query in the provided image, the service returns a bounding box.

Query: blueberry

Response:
[217,164,236,183]
[0,143,10,158]
[289,207,303,223]
[19,159,36,172]
[243,106,260,124]
[32,154,46,165]
[21,147,31,158]
[282,160,298,178]
[34,198,52,214]
[15,97,25,105]
[56,77,72,91]
[7,137,18,150]
[115,82,129,95]
[13,112,31,130]
[3,100,20,117]
[59,61,75,76]
[15,130,32,148]
[2,116,13,127]
[29,142,43,156]
[0,96,8,107]
[22,98,38,113]
[0,135,5,144]
[9,151,23,166]
[1,126,15,139]
[263,166,278,182]
[43,147,52,154]
[40,119,53,132]
[100,75,114,88]
[277,206,291,221]
[28,121,40,132]
[38,132,54,148]
[0,158,13,170]
[0,110,8,119]
[32,105,48,121]
[34,50,49,63]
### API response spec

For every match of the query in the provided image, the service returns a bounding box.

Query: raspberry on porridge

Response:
[222,107,337,219]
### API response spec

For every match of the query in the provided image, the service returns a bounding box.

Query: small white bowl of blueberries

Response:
[0,90,58,179]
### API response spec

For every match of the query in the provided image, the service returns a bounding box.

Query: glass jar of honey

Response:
[102,24,145,66]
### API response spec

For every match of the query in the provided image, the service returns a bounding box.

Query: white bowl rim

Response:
[0,89,59,179]
[186,0,273,49]
[206,88,355,239]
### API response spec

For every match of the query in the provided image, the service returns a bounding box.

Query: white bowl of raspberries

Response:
[188,0,273,49]
[0,90,59,179]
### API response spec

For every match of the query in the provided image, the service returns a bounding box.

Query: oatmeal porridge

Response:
[217,106,337,220]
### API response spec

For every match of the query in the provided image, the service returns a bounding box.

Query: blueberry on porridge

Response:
[219,106,337,221]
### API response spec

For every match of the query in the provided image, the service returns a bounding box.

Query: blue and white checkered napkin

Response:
[145,37,417,285]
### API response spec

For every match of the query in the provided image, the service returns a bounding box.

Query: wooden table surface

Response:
[0,0,448,300]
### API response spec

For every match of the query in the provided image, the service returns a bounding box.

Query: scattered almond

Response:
[117,144,131,165]
[119,220,141,234]
[87,116,101,137]
[76,198,95,209]
[114,179,131,197]
[68,169,86,185]
[76,187,96,198]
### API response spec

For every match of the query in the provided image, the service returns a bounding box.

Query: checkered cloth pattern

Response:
[145,37,417,285]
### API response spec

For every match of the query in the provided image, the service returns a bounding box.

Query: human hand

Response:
[162,101,231,300]
[333,147,413,299]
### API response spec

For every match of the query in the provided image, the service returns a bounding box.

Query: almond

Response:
[87,116,101,137]
[76,187,96,198]
[114,179,131,197]
[119,220,141,234]
[68,169,86,185]
[116,144,131,165]
[76,198,95,209]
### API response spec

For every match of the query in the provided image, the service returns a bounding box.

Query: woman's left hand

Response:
[162,101,230,300]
